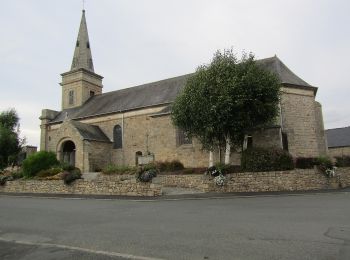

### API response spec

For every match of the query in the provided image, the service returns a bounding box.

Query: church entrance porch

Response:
[61,140,76,167]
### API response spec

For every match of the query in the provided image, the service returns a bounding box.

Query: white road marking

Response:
[0,237,164,260]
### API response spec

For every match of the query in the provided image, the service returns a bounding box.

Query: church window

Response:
[90,91,95,97]
[69,90,74,105]
[113,125,122,149]
[177,129,192,146]
[76,41,79,47]
[87,42,90,48]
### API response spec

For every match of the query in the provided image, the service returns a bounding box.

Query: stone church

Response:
[40,10,327,172]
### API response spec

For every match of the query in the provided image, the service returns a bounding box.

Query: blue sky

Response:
[0,0,349,148]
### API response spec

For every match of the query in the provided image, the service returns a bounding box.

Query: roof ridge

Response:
[326,126,350,131]
[97,73,193,97]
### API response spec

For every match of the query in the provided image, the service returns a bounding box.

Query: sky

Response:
[0,0,349,149]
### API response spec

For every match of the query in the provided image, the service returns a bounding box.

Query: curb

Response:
[0,188,349,201]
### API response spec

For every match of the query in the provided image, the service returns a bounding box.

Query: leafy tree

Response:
[172,49,281,165]
[0,109,24,169]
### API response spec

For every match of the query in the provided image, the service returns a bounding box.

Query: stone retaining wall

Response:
[155,167,350,193]
[1,168,349,196]
[0,174,161,196]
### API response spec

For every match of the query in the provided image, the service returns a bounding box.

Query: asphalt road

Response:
[0,192,349,260]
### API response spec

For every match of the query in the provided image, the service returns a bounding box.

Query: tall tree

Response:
[172,49,281,165]
[0,109,23,169]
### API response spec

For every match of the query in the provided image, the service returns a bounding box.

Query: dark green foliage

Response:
[155,160,184,172]
[172,49,281,151]
[0,109,23,169]
[36,167,62,178]
[22,151,59,177]
[335,156,350,167]
[241,148,295,172]
[215,162,241,174]
[314,156,333,170]
[62,169,82,185]
[11,170,23,179]
[295,157,316,169]
[61,163,75,172]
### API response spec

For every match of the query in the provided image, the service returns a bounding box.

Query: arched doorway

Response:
[62,140,76,166]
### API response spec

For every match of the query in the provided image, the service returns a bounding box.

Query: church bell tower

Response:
[60,10,103,110]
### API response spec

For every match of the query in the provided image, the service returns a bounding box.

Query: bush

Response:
[314,156,333,170]
[11,170,23,179]
[241,148,295,172]
[22,151,59,177]
[102,164,136,175]
[295,157,316,169]
[62,168,82,185]
[155,160,184,172]
[335,156,350,167]
[60,163,75,172]
[36,167,62,178]
[215,163,241,174]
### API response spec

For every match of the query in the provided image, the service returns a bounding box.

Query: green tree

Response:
[0,109,24,169]
[171,49,281,165]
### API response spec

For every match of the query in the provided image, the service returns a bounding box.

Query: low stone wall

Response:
[1,168,349,196]
[337,167,350,188]
[155,167,350,193]
[0,174,161,196]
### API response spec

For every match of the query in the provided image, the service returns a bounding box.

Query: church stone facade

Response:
[40,10,327,172]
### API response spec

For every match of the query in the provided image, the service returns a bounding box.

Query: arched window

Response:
[113,125,122,149]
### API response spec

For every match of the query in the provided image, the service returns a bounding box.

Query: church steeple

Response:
[71,10,94,72]
[60,9,103,110]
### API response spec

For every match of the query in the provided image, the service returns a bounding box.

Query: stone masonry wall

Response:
[328,147,350,159]
[0,174,161,196]
[280,87,320,157]
[155,167,350,193]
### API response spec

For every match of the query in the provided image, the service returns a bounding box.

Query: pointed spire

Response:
[71,10,94,72]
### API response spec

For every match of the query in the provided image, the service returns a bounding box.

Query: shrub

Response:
[11,170,23,179]
[335,156,350,167]
[295,157,316,169]
[241,148,295,172]
[22,151,59,177]
[62,168,82,185]
[36,167,62,178]
[314,156,333,172]
[60,163,75,172]
[102,164,136,175]
[155,160,184,172]
[143,162,157,171]
[215,163,241,174]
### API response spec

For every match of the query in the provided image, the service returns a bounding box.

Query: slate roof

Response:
[50,56,315,124]
[326,127,350,148]
[257,56,313,88]
[70,120,111,142]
